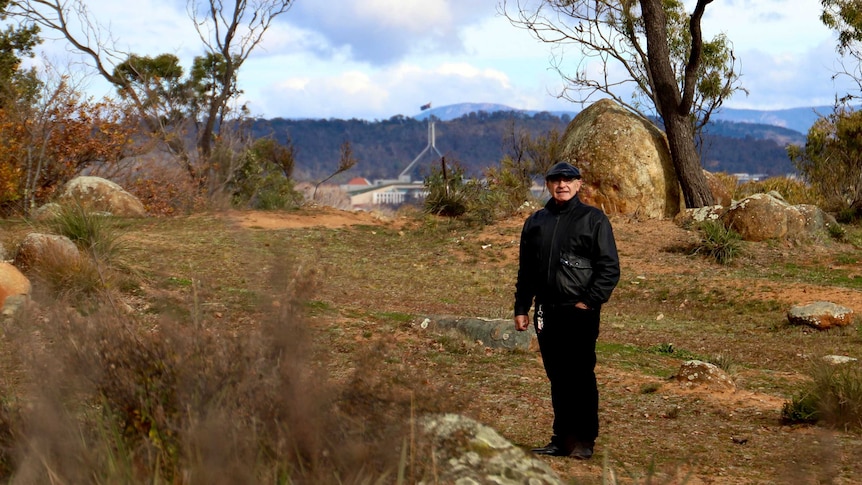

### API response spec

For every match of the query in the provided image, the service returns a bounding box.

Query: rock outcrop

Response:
[13,233,81,272]
[720,192,837,242]
[416,316,537,351]
[673,360,736,391]
[418,414,564,484]
[787,302,854,330]
[58,176,147,217]
[561,99,682,219]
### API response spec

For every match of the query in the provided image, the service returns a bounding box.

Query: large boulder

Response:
[13,233,81,272]
[796,204,839,233]
[58,176,147,217]
[720,192,835,242]
[561,99,682,219]
[418,414,564,484]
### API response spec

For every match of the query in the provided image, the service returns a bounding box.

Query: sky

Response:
[22,0,859,121]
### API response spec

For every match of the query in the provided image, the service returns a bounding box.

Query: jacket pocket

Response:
[556,253,593,298]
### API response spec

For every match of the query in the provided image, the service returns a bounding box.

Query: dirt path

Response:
[227,207,397,230]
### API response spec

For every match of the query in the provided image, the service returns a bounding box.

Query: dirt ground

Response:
[228,206,862,314]
[227,205,862,483]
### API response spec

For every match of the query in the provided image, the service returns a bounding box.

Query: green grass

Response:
[768,262,862,289]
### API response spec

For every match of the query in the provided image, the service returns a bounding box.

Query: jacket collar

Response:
[545,195,581,214]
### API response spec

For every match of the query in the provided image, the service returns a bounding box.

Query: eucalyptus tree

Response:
[822,0,862,99]
[11,0,294,188]
[0,0,40,105]
[501,0,743,208]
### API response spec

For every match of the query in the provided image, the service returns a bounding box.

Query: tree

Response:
[11,0,295,188]
[821,0,862,102]
[0,0,40,106]
[822,0,862,57]
[112,54,188,126]
[501,0,743,208]
[187,0,293,160]
[788,107,862,220]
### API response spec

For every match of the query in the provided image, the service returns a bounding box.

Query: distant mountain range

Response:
[255,104,802,182]
[414,102,832,135]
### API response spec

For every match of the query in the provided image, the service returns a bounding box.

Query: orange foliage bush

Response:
[0,82,135,215]
[128,174,208,216]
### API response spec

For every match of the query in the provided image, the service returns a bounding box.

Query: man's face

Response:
[546,176,582,203]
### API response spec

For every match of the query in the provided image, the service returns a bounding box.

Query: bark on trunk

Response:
[640,0,715,209]
[664,112,713,208]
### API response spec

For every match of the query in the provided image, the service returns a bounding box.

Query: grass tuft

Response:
[691,220,742,264]
[782,360,862,431]
[41,203,126,263]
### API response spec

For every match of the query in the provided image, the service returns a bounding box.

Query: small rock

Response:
[673,360,736,391]
[787,302,854,330]
[822,355,858,365]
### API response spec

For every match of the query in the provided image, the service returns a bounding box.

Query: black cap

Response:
[545,162,581,180]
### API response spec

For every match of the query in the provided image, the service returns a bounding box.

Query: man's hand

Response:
[514,314,530,332]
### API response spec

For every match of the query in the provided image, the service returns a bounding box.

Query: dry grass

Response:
[0,208,861,483]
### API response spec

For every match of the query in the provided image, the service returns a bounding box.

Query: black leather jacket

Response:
[514,195,620,315]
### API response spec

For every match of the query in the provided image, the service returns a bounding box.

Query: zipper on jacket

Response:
[546,213,561,287]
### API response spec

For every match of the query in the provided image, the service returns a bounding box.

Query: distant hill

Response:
[414,102,826,136]
[253,108,797,182]
[415,102,577,124]
[711,106,831,135]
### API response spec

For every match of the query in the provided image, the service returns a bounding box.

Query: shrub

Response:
[734,176,821,206]
[782,360,862,431]
[423,160,469,218]
[827,222,847,241]
[423,156,532,225]
[226,152,303,210]
[480,156,533,218]
[1,257,451,483]
[712,171,740,201]
[128,172,207,216]
[28,242,105,302]
[691,220,742,264]
[788,107,862,217]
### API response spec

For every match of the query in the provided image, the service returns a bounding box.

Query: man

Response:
[514,161,620,459]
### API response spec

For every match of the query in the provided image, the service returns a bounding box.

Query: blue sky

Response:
[25,0,858,120]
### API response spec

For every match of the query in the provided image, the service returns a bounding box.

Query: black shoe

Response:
[531,442,570,456]
[569,444,594,460]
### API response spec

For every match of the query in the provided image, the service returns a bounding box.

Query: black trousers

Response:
[534,304,600,445]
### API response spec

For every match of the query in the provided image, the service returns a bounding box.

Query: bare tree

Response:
[501,0,743,208]
[186,0,294,159]
[11,0,294,188]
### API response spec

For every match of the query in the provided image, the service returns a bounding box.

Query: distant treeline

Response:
[251,111,801,183]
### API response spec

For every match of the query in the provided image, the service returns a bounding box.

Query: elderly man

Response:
[514,161,620,459]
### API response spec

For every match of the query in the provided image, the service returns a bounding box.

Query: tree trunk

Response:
[664,112,713,207]
[640,0,715,209]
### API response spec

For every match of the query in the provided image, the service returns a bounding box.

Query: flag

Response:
[420,102,432,111]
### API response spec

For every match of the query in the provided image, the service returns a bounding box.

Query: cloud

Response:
[283,0,492,65]
[728,39,857,110]
[246,59,543,120]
